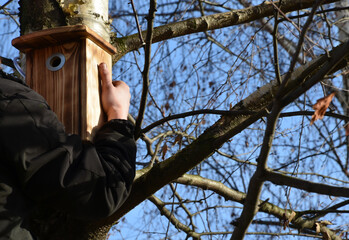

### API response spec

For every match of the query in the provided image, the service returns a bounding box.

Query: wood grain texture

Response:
[13,25,116,140]
[26,41,82,135]
[81,38,113,139]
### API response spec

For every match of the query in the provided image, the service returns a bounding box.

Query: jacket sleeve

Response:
[0,79,137,220]
[23,121,136,220]
[26,120,136,220]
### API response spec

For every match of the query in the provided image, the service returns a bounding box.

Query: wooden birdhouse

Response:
[12,25,116,140]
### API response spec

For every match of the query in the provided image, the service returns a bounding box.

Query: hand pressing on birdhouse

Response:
[99,63,130,121]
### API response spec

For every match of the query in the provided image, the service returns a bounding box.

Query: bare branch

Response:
[102,39,349,230]
[148,195,201,239]
[134,0,157,139]
[0,56,15,69]
[265,170,349,197]
[113,0,341,61]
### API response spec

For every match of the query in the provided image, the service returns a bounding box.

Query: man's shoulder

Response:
[0,76,30,95]
[0,76,49,106]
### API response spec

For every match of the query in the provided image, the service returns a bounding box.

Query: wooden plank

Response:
[81,38,112,139]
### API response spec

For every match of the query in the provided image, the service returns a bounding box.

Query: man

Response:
[0,63,136,239]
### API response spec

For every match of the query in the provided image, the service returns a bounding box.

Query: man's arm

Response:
[0,64,136,220]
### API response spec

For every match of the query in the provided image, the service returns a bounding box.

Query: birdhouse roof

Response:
[12,25,116,55]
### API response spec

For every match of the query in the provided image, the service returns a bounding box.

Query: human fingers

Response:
[98,63,112,86]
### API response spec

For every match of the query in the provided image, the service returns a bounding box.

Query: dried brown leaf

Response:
[345,123,349,136]
[173,135,182,146]
[310,92,336,125]
[161,143,168,160]
[165,102,170,110]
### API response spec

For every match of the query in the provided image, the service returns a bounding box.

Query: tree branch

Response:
[148,195,201,239]
[134,0,157,139]
[100,40,349,229]
[265,170,349,197]
[113,0,341,61]
[175,174,341,239]
[0,56,15,69]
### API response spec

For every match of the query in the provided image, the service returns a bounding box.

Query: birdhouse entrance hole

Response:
[46,53,65,71]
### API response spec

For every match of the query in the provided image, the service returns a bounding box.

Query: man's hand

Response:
[98,63,130,121]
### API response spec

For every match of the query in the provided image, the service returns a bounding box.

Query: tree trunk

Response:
[19,0,110,40]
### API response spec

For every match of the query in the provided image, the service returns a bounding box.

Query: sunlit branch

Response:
[175,174,341,238]
[113,0,341,61]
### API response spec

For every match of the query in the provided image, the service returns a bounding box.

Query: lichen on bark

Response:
[19,0,67,35]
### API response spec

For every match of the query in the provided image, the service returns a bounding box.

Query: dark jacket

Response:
[0,77,136,239]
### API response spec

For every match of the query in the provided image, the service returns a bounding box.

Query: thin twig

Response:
[272,0,282,85]
[280,6,349,22]
[276,0,326,90]
[141,109,349,134]
[0,56,15,69]
[230,100,283,239]
[129,0,145,46]
[135,0,157,139]
[148,195,200,239]
[0,0,12,10]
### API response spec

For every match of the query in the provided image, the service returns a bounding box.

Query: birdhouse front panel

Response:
[25,41,82,136]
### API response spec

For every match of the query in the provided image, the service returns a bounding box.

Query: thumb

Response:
[98,63,112,86]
